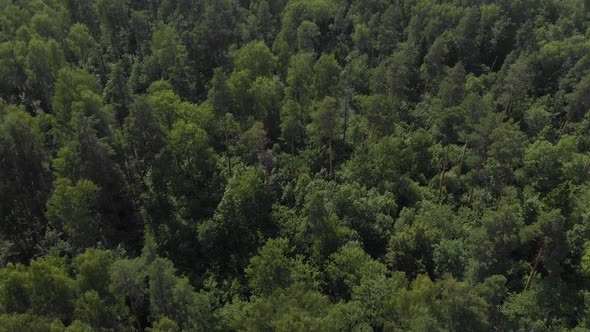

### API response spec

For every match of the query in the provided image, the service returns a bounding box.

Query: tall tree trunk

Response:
[557,112,571,143]
[525,246,544,291]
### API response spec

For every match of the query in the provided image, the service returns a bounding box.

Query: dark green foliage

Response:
[0,0,589,330]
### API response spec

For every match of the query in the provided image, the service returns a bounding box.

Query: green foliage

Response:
[433,239,469,279]
[246,238,317,296]
[46,178,99,250]
[303,190,352,263]
[74,290,120,330]
[26,37,65,103]
[27,255,76,321]
[326,241,386,299]
[109,258,146,327]
[286,53,316,108]
[149,317,180,332]
[309,96,340,146]
[313,53,341,98]
[199,168,275,274]
[0,313,61,331]
[64,24,97,66]
[1,0,590,330]
[73,249,113,297]
[233,41,278,78]
[235,284,331,331]
[0,105,51,261]
[297,20,320,53]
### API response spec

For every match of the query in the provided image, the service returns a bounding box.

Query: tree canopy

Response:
[1,0,590,330]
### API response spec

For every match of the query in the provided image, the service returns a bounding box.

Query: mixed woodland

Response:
[1,0,590,330]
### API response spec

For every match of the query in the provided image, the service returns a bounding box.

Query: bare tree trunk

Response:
[467,187,474,207]
[525,246,544,291]
[557,113,571,143]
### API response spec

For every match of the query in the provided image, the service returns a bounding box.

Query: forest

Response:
[1,0,590,330]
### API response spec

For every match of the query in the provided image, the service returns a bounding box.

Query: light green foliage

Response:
[0,313,61,331]
[65,24,97,66]
[151,24,192,96]
[26,37,65,102]
[246,238,317,296]
[313,53,341,98]
[233,41,278,78]
[73,249,113,296]
[249,76,283,137]
[0,263,29,314]
[109,258,146,325]
[343,129,435,197]
[146,80,183,129]
[235,284,331,331]
[239,121,267,164]
[74,290,119,330]
[297,20,320,53]
[326,241,386,299]
[150,317,181,332]
[167,120,214,178]
[51,67,105,141]
[27,255,77,321]
[286,53,316,108]
[351,272,407,329]
[65,320,94,332]
[0,40,27,96]
[309,96,340,146]
[46,178,99,250]
[523,98,553,135]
